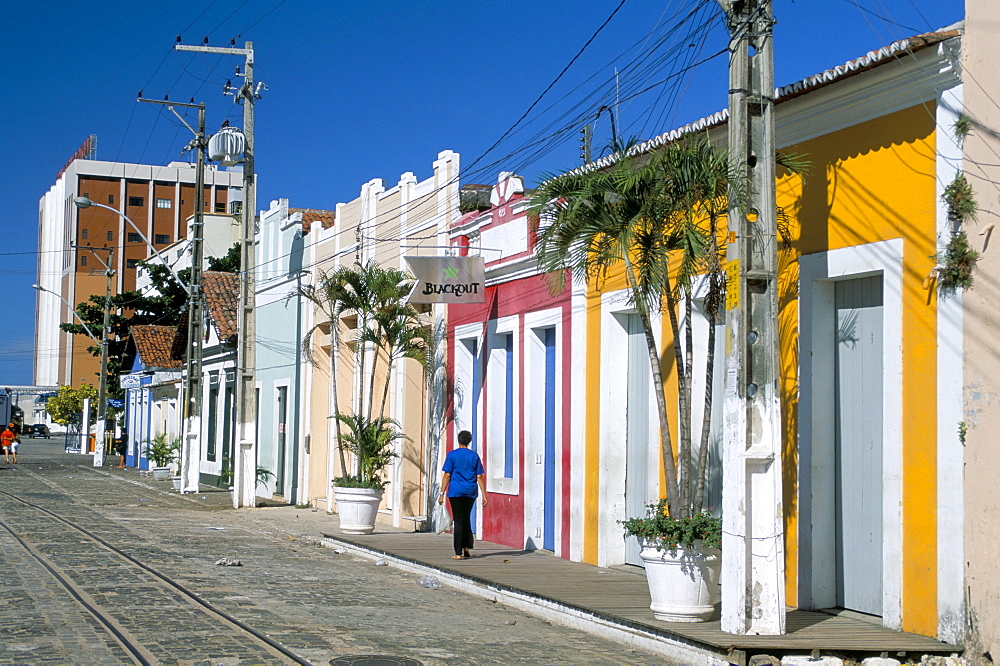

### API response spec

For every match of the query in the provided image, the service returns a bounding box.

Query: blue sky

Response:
[0,0,964,385]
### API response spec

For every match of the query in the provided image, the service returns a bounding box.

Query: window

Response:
[126,259,139,269]
[207,380,219,462]
[229,201,243,216]
[81,229,88,240]
[215,203,226,213]
[108,194,115,205]
[127,232,141,243]
[128,196,144,207]
[80,255,88,267]
[107,231,113,241]
[156,198,171,209]
[154,234,170,245]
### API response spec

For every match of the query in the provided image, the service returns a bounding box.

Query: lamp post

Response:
[31,284,99,343]
[73,198,188,290]
[32,276,109,465]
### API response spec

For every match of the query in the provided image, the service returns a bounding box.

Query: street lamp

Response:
[73,197,188,289]
[32,280,108,462]
[31,284,99,343]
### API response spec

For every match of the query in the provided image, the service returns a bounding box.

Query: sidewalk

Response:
[235,504,961,666]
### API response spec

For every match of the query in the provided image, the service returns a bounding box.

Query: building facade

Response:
[304,150,459,528]
[252,199,322,505]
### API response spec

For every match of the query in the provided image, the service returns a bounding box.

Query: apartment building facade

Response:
[35,151,243,389]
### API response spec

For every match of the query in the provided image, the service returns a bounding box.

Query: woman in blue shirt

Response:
[438,430,488,559]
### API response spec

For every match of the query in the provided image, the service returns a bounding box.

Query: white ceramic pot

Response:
[151,467,171,481]
[639,542,721,622]
[334,486,384,534]
[171,476,182,491]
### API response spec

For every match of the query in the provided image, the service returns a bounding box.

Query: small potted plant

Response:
[621,499,722,622]
[145,433,179,481]
[330,412,407,534]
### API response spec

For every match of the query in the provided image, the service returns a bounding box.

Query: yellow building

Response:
[574,27,970,644]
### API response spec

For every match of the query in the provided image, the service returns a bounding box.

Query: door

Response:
[625,314,653,566]
[276,386,288,496]
[834,276,883,616]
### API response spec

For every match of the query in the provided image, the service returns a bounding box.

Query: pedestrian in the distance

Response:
[438,430,487,559]
[114,430,128,468]
[1,424,15,464]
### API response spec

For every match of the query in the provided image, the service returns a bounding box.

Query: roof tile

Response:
[131,325,182,369]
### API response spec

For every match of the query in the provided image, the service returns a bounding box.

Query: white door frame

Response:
[799,238,904,629]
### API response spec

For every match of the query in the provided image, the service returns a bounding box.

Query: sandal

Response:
[452,555,464,559]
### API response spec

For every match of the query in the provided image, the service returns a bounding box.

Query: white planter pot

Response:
[151,467,171,481]
[334,486,384,534]
[171,476,182,491]
[639,543,721,622]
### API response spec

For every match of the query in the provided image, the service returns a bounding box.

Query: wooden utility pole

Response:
[716,0,786,635]
[139,97,207,494]
[176,41,259,508]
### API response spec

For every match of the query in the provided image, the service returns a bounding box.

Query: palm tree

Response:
[301,265,356,477]
[529,135,742,519]
[366,304,429,422]
[303,261,428,484]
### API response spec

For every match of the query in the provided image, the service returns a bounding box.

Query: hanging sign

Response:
[405,256,486,304]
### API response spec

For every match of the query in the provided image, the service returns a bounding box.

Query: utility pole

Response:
[176,40,259,508]
[716,0,785,635]
[138,97,207,494]
[77,245,114,468]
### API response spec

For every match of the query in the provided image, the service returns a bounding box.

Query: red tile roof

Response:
[203,271,240,343]
[290,207,335,234]
[131,325,182,369]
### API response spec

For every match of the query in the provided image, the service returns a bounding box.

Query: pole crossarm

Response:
[175,44,253,61]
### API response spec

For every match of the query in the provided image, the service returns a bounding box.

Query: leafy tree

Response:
[45,384,98,426]
[59,244,241,399]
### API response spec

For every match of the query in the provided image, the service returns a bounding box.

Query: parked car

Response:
[25,424,50,439]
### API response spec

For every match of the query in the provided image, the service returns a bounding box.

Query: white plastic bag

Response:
[434,500,452,534]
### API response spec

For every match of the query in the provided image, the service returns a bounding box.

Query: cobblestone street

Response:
[0,441,670,665]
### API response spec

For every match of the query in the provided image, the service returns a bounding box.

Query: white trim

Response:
[597,290,660,568]
[935,82,966,644]
[799,238,904,629]
[776,41,961,149]
[523,308,564,554]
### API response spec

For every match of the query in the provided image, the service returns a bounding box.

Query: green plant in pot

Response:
[330,413,408,535]
[621,498,722,622]
[331,413,407,491]
[145,433,180,480]
[621,498,721,552]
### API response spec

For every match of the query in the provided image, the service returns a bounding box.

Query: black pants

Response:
[448,496,476,555]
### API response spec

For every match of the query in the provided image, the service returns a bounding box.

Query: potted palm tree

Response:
[331,413,408,534]
[530,136,803,620]
[145,433,179,481]
[302,261,427,533]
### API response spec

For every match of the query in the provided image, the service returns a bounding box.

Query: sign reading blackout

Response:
[405,256,486,304]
